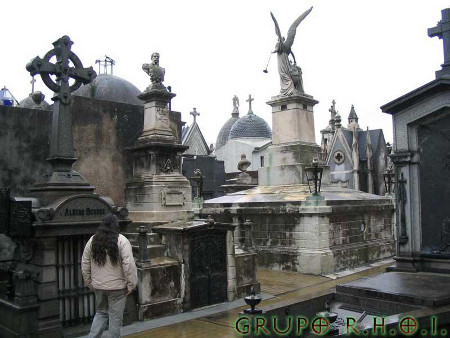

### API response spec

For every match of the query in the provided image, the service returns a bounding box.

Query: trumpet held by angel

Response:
[270,7,313,96]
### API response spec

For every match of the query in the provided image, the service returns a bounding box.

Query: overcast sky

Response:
[1,1,448,146]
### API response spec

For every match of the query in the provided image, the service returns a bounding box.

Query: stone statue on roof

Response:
[270,7,312,96]
[142,52,165,91]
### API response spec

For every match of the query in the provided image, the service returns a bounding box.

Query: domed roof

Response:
[73,74,143,106]
[229,111,271,140]
[216,116,239,149]
[19,91,51,110]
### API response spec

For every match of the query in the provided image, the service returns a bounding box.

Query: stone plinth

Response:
[258,142,330,186]
[267,93,319,145]
[202,185,395,275]
[137,89,176,144]
[125,142,193,223]
[126,88,193,223]
[152,219,237,310]
[136,257,181,320]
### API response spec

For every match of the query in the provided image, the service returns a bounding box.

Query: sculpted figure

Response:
[271,7,312,96]
[232,95,239,113]
[142,52,165,89]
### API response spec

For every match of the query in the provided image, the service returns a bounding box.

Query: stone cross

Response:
[329,100,337,118]
[246,94,254,114]
[30,76,36,94]
[190,108,200,123]
[428,8,450,77]
[26,35,96,171]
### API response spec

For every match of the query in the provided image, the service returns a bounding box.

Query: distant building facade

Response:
[320,101,389,195]
[215,96,272,173]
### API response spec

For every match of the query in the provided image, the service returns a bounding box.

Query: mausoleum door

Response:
[189,229,227,309]
[418,111,450,255]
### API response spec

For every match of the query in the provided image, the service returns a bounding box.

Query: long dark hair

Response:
[91,214,120,266]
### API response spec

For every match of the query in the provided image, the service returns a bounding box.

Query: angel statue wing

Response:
[270,12,282,40]
[284,7,313,49]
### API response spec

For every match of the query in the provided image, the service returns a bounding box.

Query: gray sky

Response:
[2,0,448,146]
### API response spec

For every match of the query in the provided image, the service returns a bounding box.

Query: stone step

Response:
[131,244,165,259]
[122,232,161,245]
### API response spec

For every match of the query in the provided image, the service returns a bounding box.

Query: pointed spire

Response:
[335,112,342,129]
[348,105,358,120]
[366,127,374,193]
[348,105,360,131]
[352,129,360,190]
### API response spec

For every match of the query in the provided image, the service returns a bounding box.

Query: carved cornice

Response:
[390,151,415,165]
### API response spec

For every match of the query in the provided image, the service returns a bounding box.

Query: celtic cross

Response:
[26,35,96,105]
[26,36,96,172]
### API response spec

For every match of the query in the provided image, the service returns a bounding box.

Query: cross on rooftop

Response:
[329,100,337,118]
[190,108,200,123]
[246,94,254,114]
[428,8,450,77]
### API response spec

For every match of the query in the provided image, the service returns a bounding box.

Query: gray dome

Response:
[73,74,143,106]
[229,112,271,140]
[216,116,239,149]
[19,91,51,110]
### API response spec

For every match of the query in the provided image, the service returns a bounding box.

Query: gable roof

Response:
[182,121,210,156]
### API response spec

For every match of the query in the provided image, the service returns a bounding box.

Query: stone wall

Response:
[0,97,183,205]
[202,194,395,274]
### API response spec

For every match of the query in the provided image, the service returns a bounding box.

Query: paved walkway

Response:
[118,259,394,338]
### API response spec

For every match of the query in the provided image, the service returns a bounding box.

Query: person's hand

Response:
[126,289,133,296]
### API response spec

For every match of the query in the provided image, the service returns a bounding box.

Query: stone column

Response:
[226,230,237,301]
[125,87,193,223]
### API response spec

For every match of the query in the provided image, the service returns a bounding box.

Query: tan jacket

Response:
[81,234,137,291]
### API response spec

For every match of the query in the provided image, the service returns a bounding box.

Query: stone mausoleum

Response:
[201,8,395,275]
[0,38,258,337]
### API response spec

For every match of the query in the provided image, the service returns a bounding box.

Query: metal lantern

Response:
[305,158,324,195]
[383,164,395,194]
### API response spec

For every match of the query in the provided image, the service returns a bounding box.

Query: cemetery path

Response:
[118,259,393,338]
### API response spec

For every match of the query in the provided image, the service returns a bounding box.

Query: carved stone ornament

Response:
[36,208,55,221]
[333,150,345,165]
[156,107,170,126]
[157,154,180,174]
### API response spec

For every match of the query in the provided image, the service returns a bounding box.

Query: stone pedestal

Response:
[125,88,193,223]
[259,93,329,186]
[137,89,177,144]
[267,93,319,145]
[259,142,330,186]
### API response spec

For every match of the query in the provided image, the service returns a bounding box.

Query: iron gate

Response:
[56,235,96,327]
[189,229,227,309]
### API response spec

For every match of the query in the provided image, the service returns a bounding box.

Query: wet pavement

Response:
[118,259,394,338]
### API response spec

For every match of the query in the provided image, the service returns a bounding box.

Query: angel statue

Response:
[271,7,313,96]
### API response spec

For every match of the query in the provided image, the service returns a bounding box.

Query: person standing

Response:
[82,214,137,338]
